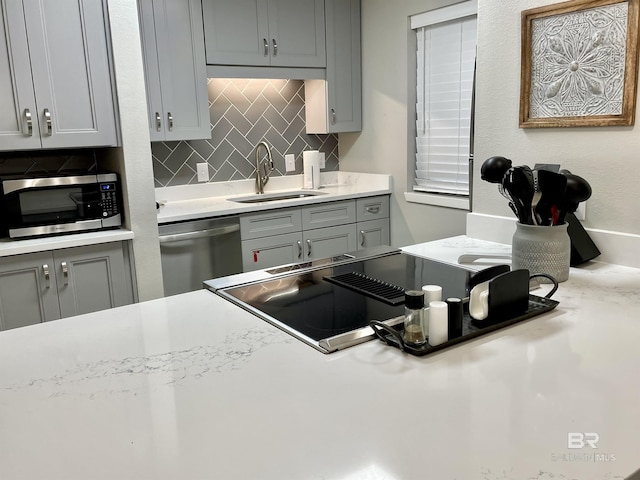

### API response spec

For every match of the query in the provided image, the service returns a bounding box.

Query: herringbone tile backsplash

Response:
[152,79,339,187]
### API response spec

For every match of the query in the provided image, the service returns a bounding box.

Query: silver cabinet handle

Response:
[272,38,278,56]
[306,239,312,257]
[331,108,336,125]
[365,205,380,214]
[360,230,365,247]
[155,112,162,131]
[61,262,69,285]
[42,264,50,288]
[43,109,52,135]
[263,38,269,57]
[297,240,302,259]
[24,109,33,136]
[167,112,173,131]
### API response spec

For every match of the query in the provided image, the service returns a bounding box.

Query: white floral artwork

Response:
[529,2,629,118]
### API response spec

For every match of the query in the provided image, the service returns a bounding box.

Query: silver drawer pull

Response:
[365,205,380,214]
[306,239,312,257]
[155,112,162,131]
[360,230,365,247]
[42,264,50,288]
[272,38,278,56]
[167,112,173,131]
[44,109,52,135]
[297,240,302,259]
[61,262,69,285]
[263,38,269,57]
[24,109,33,136]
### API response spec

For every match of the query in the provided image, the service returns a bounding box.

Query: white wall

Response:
[339,0,468,248]
[474,0,640,235]
[342,0,640,250]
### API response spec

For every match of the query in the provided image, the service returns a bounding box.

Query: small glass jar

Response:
[403,290,426,346]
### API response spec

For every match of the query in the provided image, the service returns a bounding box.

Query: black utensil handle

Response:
[370,320,406,351]
[529,273,559,298]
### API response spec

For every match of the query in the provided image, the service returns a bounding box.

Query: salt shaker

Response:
[403,290,426,346]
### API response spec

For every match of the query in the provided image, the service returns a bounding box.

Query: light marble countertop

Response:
[0,228,134,258]
[155,171,392,224]
[1,236,639,480]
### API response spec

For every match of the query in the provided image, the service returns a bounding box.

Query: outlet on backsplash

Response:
[196,163,209,182]
[285,154,296,172]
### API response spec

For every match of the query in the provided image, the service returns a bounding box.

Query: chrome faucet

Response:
[254,141,275,194]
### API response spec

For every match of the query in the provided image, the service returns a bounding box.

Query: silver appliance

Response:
[0,172,122,238]
[159,216,243,296]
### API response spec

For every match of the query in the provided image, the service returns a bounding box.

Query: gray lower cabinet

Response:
[0,0,117,151]
[240,196,389,271]
[305,0,361,133]
[202,0,326,68]
[138,0,209,141]
[0,242,135,331]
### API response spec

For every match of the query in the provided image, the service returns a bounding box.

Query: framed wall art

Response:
[520,0,640,128]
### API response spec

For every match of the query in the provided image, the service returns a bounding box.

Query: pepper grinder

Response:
[403,290,426,346]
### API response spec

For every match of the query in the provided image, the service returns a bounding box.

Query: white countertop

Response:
[0,228,134,257]
[155,171,392,224]
[1,236,639,479]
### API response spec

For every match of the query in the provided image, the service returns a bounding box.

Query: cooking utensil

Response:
[557,172,592,224]
[535,170,567,226]
[502,167,532,224]
[531,170,542,225]
[481,156,512,183]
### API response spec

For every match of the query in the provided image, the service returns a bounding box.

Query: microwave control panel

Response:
[99,182,119,217]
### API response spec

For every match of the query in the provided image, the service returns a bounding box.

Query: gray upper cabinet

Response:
[203,0,326,68]
[138,0,210,141]
[0,0,117,151]
[305,0,361,133]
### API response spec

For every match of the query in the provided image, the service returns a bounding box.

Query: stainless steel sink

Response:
[229,190,327,203]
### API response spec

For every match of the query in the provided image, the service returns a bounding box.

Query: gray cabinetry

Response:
[0,242,135,331]
[0,0,117,151]
[138,0,209,141]
[202,0,326,68]
[240,196,388,271]
[356,196,390,250]
[305,0,361,133]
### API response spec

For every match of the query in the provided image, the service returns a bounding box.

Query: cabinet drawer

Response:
[301,200,356,230]
[241,232,303,271]
[356,196,390,221]
[356,219,390,250]
[240,207,302,240]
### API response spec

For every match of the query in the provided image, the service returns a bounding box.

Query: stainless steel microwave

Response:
[0,172,122,239]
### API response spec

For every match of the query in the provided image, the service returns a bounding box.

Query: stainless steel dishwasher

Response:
[158,216,243,296]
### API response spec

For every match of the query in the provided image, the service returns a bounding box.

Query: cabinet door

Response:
[303,224,357,261]
[305,0,361,133]
[0,0,41,150]
[267,0,325,68]
[202,0,270,66]
[141,0,210,141]
[241,232,303,271]
[55,243,134,319]
[357,219,390,250]
[22,0,117,148]
[0,252,61,331]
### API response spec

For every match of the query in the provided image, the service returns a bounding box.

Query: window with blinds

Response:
[412,1,477,196]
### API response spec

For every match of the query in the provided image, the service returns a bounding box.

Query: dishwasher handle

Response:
[158,224,239,244]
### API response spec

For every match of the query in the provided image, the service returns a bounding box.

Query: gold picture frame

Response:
[520,0,640,128]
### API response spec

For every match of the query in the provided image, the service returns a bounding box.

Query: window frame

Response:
[404,0,477,211]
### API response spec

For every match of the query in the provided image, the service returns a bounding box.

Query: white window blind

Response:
[413,2,477,196]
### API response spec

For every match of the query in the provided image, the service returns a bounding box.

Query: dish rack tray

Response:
[370,294,559,357]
